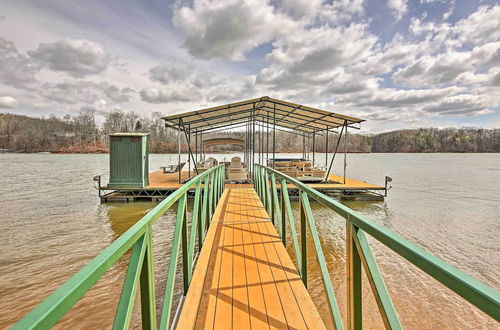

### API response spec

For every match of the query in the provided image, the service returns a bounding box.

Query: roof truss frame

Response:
[162,96,364,134]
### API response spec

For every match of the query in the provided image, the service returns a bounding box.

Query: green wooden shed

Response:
[108,133,149,188]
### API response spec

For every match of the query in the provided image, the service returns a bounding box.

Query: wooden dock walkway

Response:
[177,187,325,329]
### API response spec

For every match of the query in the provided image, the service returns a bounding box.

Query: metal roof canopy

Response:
[162,96,364,134]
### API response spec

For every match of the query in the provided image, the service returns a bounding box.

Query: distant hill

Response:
[1,112,499,153]
[370,128,500,153]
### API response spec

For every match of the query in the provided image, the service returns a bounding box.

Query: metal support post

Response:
[325,127,329,168]
[312,133,315,165]
[178,119,181,183]
[324,124,345,181]
[273,105,276,167]
[344,122,347,184]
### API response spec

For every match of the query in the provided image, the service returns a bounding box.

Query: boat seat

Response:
[161,162,185,174]
[204,157,218,169]
[228,157,247,181]
[230,157,242,169]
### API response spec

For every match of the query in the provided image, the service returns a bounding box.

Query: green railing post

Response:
[279,181,286,246]
[217,166,221,201]
[195,181,203,252]
[216,167,221,201]
[113,235,147,330]
[140,225,157,330]
[347,221,362,330]
[190,181,202,264]
[300,191,344,330]
[264,170,272,220]
[208,171,214,220]
[262,168,267,208]
[253,165,258,193]
[281,178,302,275]
[201,176,209,230]
[257,166,262,200]
[160,193,187,329]
[260,167,265,202]
[220,166,224,198]
[213,168,218,208]
[299,190,308,288]
[352,227,402,329]
[270,173,281,231]
[252,164,255,186]
[181,193,190,294]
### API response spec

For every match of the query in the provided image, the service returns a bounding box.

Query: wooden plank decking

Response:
[177,188,325,329]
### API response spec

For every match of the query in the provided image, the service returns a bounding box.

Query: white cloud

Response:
[172,0,294,60]
[100,83,134,102]
[393,41,500,88]
[0,96,18,108]
[256,23,377,89]
[281,0,324,19]
[422,94,492,116]
[140,87,202,103]
[39,80,133,104]
[319,0,365,25]
[0,37,38,88]
[28,39,110,77]
[409,5,500,49]
[148,63,225,88]
[387,0,408,20]
[149,64,192,84]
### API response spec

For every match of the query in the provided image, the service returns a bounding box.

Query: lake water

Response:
[0,153,499,329]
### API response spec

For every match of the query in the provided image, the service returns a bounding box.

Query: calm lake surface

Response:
[0,153,499,329]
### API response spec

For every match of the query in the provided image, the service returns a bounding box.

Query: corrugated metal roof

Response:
[162,96,364,133]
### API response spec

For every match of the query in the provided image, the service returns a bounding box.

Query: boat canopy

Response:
[162,96,364,134]
[202,138,245,150]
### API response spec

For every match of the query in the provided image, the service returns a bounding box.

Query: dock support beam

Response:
[324,124,345,182]
[325,127,329,168]
[312,133,315,165]
[273,105,276,167]
[344,122,347,184]
[178,119,181,184]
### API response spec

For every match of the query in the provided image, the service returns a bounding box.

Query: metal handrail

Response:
[254,164,500,329]
[13,165,226,330]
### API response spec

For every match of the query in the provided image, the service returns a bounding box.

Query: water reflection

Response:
[105,202,156,238]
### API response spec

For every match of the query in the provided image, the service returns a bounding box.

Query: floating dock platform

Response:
[99,170,387,202]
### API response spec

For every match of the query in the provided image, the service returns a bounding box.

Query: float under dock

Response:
[100,170,386,202]
[177,187,326,329]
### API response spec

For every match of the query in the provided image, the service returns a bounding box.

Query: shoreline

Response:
[2,151,499,154]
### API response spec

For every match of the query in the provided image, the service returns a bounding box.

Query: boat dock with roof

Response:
[97,96,390,202]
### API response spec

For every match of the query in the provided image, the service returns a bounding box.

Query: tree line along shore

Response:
[1,112,499,153]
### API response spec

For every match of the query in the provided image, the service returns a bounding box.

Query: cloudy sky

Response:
[0,0,499,132]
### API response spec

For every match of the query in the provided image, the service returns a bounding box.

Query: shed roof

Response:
[109,132,150,136]
[162,96,364,134]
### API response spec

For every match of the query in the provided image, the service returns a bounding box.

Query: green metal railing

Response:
[253,164,500,329]
[13,165,226,330]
